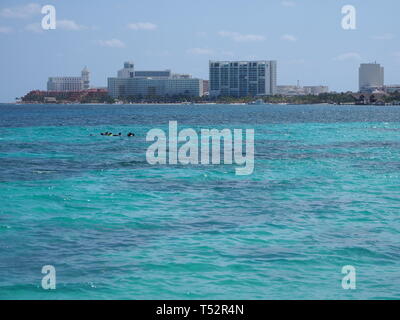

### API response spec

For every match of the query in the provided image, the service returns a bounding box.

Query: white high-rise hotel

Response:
[47,67,90,92]
[209,60,277,97]
[359,62,384,93]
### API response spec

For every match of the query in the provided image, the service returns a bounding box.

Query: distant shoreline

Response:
[15,90,400,106]
[2,102,397,107]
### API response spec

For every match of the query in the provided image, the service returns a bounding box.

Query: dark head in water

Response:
[127,132,135,137]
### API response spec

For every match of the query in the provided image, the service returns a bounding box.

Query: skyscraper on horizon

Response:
[81,67,90,90]
[359,62,384,93]
[209,60,277,97]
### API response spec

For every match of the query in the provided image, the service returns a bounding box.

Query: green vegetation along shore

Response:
[19,90,400,105]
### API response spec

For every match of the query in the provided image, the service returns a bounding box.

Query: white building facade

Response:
[47,67,90,92]
[277,85,329,96]
[384,85,400,94]
[108,62,203,98]
[303,86,329,95]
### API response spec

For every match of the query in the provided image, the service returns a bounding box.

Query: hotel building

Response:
[108,62,203,98]
[209,60,277,97]
[384,85,400,94]
[303,86,329,95]
[277,85,329,96]
[359,63,384,93]
[47,67,90,92]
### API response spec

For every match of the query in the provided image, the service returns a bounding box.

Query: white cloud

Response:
[187,48,214,55]
[371,33,395,40]
[218,31,265,42]
[333,52,361,61]
[0,26,13,34]
[57,20,87,31]
[0,3,41,19]
[25,23,43,33]
[97,39,126,48]
[281,1,296,7]
[281,34,297,42]
[127,22,157,31]
[24,20,87,33]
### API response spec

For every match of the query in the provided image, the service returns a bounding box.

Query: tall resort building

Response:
[108,62,203,98]
[47,67,90,92]
[209,60,277,97]
[359,62,384,93]
[81,67,90,90]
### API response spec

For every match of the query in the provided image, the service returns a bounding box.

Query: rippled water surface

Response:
[0,104,400,300]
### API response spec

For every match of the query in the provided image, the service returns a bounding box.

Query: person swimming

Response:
[100,132,129,137]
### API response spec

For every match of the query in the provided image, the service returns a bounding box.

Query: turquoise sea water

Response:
[0,104,400,300]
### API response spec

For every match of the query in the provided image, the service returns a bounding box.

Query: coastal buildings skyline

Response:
[42,59,334,98]
[34,59,399,99]
[1,1,399,102]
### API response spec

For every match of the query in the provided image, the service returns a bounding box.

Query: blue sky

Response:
[0,0,399,102]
